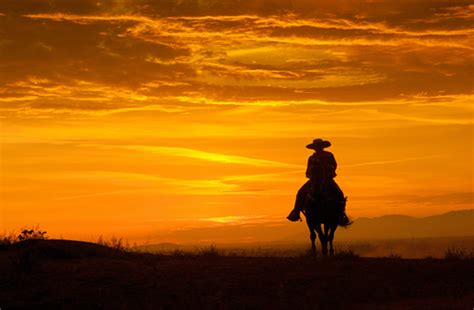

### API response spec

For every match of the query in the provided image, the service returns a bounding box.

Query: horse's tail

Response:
[338,197,353,228]
[338,216,353,228]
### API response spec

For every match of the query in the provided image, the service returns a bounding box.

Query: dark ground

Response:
[1,240,473,309]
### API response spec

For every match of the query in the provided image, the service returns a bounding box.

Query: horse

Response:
[302,183,349,256]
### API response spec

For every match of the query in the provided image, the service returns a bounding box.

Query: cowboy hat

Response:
[306,138,331,149]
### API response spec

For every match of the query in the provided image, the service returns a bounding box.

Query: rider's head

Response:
[314,145,324,153]
[306,139,331,152]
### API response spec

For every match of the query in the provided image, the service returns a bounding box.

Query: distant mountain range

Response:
[144,209,474,247]
[327,209,474,240]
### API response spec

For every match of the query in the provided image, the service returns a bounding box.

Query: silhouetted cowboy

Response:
[287,138,348,224]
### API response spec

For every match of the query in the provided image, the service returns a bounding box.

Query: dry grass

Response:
[97,235,128,251]
[444,246,474,260]
[0,233,16,249]
[387,253,403,259]
[1,239,473,309]
[103,240,474,262]
[333,248,360,259]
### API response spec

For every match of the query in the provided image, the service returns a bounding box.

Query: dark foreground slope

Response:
[1,240,473,309]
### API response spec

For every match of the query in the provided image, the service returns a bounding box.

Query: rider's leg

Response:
[331,180,344,201]
[287,180,311,221]
[295,180,312,211]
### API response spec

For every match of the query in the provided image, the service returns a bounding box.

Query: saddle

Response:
[307,182,340,201]
[306,182,346,214]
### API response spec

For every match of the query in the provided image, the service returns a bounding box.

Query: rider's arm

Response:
[330,153,337,170]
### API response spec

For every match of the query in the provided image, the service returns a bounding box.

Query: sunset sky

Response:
[1,0,473,243]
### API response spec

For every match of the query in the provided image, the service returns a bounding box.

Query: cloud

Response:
[340,156,444,168]
[89,144,300,167]
[32,170,241,198]
[198,215,268,224]
[0,1,471,116]
[356,192,474,206]
[22,13,474,54]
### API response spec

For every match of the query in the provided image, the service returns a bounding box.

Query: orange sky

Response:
[1,0,473,243]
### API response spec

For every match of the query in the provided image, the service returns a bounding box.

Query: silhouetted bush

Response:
[17,226,47,241]
[1,225,47,250]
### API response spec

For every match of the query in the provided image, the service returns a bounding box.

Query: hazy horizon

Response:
[5,208,472,246]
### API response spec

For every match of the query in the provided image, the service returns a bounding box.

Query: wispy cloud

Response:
[46,170,240,199]
[341,156,444,168]
[85,144,300,168]
[23,13,474,47]
[1,5,472,115]
[198,215,268,224]
[52,190,130,201]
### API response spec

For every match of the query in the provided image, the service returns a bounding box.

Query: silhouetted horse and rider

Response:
[287,138,351,256]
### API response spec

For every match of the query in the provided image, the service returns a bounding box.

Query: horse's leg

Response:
[306,219,316,254]
[315,224,326,256]
[322,224,331,256]
[310,229,316,254]
[328,224,337,256]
